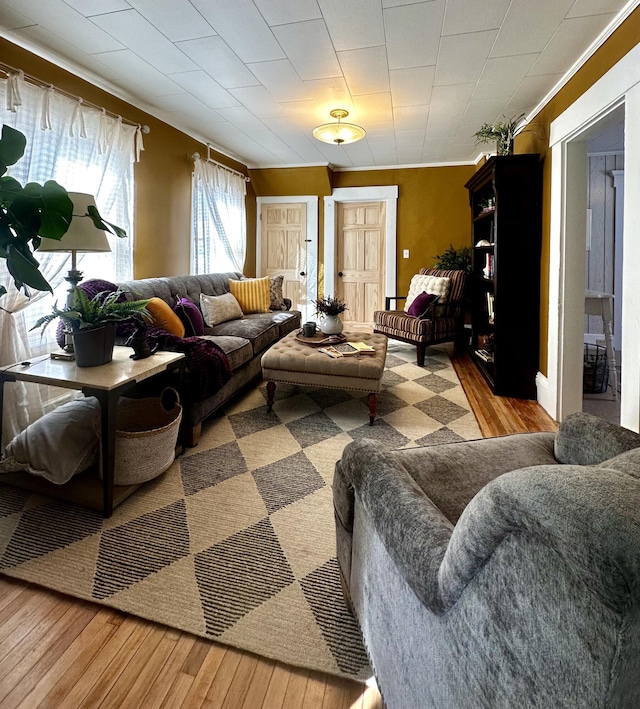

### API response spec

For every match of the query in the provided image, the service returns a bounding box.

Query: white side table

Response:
[0,347,185,516]
[584,291,617,400]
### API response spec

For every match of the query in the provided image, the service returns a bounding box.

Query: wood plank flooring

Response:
[0,351,556,708]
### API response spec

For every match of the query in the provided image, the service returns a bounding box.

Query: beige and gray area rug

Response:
[0,340,481,681]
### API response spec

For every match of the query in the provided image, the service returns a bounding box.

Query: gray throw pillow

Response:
[200,292,244,326]
[3,398,100,484]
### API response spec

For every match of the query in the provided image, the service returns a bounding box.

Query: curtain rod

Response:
[192,145,250,182]
[0,61,150,134]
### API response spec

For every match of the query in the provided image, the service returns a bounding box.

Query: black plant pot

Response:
[72,323,116,367]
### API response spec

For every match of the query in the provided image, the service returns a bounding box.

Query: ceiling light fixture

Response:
[312,109,366,145]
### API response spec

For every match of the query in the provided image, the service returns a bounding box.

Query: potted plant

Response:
[313,295,347,335]
[0,124,125,299]
[433,245,472,272]
[473,115,523,156]
[32,287,151,366]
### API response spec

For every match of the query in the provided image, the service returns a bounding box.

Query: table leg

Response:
[368,392,377,426]
[93,390,119,518]
[266,381,276,412]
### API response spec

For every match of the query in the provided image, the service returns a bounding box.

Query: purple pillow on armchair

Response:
[174,296,205,336]
[407,291,439,318]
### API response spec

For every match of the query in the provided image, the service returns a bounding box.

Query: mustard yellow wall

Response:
[333,167,474,296]
[251,164,474,298]
[513,7,640,376]
[0,38,249,279]
[6,4,638,335]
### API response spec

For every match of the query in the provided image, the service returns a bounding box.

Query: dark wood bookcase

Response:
[465,154,542,399]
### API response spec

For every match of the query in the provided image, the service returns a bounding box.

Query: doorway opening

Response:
[542,42,640,432]
[582,109,624,423]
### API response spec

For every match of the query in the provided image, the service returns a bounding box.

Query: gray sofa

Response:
[116,272,301,445]
[334,412,640,708]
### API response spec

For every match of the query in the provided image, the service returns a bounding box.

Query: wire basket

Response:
[110,388,182,485]
[583,343,609,394]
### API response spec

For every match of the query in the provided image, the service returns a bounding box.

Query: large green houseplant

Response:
[0,124,125,299]
[433,244,472,272]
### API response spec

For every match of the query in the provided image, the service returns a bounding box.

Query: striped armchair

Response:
[373,268,468,366]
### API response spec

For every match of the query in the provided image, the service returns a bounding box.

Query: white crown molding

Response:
[526,0,640,125]
[248,162,330,170]
[334,160,475,171]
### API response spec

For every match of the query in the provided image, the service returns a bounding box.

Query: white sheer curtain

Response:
[0,73,139,447]
[191,157,246,274]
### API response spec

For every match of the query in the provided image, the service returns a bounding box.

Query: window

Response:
[191,157,246,274]
[0,71,140,443]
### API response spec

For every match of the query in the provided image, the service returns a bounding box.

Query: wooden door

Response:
[260,203,307,311]
[336,201,385,324]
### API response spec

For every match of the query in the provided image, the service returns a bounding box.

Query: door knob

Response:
[300,271,306,276]
[338,271,343,277]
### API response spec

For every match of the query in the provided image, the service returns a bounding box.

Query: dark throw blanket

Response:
[119,324,233,403]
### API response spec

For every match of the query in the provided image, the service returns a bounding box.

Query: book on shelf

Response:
[485,292,495,324]
[475,349,494,363]
[482,253,495,279]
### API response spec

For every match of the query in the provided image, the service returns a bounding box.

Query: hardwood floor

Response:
[0,351,556,709]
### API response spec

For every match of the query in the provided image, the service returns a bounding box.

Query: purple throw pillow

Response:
[174,296,205,336]
[407,291,439,318]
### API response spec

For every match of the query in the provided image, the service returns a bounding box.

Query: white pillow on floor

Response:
[3,398,100,485]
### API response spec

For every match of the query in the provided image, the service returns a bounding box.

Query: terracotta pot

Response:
[72,323,116,367]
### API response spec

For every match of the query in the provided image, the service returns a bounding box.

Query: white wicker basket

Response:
[111,388,182,485]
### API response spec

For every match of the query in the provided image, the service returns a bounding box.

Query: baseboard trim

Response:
[535,372,557,422]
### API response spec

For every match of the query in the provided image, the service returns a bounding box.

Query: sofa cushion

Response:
[269,310,302,337]
[207,315,279,355]
[269,275,287,311]
[200,292,244,326]
[146,297,185,337]
[229,276,271,314]
[200,335,252,371]
[174,296,205,336]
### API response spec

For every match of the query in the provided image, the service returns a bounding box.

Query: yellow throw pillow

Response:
[228,276,271,314]
[146,297,185,337]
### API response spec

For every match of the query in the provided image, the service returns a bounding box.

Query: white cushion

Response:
[3,398,100,484]
[404,275,450,312]
[200,292,244,326]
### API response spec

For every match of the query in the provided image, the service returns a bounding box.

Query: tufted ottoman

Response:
[261,329,388,425]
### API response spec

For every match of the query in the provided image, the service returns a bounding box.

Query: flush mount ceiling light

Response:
[312,109,366,145]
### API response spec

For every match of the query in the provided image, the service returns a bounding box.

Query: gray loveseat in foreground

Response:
[117,272,301,445]
[334,412,640,708]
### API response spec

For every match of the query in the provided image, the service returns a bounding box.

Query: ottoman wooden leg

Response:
[368,392,377,425]
[266,381,276,412]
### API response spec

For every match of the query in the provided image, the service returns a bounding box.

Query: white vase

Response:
[320,314,343,335]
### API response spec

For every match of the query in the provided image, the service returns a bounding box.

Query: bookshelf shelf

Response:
[465,154,542,399]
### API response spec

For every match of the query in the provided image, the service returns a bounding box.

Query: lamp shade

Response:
[313,109,366,145]
[38,193,111,253]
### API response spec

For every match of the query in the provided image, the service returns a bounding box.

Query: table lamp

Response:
[38,192,112,306]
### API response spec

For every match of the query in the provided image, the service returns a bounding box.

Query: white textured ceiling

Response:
[0,0,633,169]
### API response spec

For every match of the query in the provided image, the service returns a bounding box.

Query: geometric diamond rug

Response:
[0,340,481,681]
